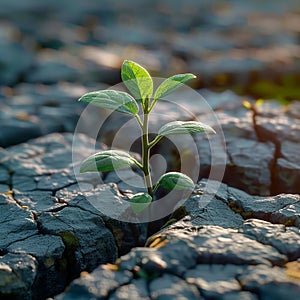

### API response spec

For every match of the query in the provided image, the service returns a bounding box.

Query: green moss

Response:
[284,219,296,226]
[247,75,300,102]
[59,231,80,251]
[169,205,188,221]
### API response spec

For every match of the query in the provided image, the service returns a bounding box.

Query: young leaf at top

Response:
[158,121,216,137]
[152,73,196,108]
[121,60,153,105]
[80,150,140,173]
[155,172,194,191]
[79,90,139,115]
[130,192,152,213]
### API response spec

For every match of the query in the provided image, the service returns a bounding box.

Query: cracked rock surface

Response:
[56,180,300,300]
[0,133,147,299]
[1,0,300,299]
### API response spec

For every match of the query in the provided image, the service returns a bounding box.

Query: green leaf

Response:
[130,193,152,213]
[80,150,138,173]
[158,121,216,137]
[79,90,139,115]
[121,60,153,104]
[154,73,196,102]
[156,172,195,191]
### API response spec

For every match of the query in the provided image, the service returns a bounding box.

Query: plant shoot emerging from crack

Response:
[79,60,216,214]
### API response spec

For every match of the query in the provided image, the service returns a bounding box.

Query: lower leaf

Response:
[80,150,138,173]
[130,193,152,213]
[156,172,195,191]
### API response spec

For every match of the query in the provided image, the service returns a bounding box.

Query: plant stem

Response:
[134,114,143,129]
[148,135,163,150]
[142,98,153,196]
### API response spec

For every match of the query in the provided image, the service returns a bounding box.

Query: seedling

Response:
[79,60,215,214]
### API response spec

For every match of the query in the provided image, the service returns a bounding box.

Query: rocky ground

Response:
[0,0,300,299]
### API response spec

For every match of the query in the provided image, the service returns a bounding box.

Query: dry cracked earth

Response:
[0,0,300,299]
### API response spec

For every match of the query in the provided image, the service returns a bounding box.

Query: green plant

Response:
[79,60,215,214]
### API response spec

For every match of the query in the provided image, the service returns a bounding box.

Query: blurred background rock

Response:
[0,0,299,99]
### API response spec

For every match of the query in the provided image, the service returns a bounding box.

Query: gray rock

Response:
[56,206,300,299]
[0,133,148,299]
[119,240,198,277]
[189,57,265,80]
[237,264,300,299]
[195,132,228,177]
[0,194,38,249]
[8,235,65,264]
[109,278,150,300]
[157,221,287,266]
[38,206,118,272]
[216,108,256,141]
[241,219,300,260]
[255,114,300,143]
[57,183,148,255]
[0,118,42,148]
[0,43,33,85]
[193,179,300,228]
[237,185,300,230]
[184,191,244,228]
[277,158,300,194]
[13,190,66,214]
[25,59,79,84]
[184,264,242,298]
[194,105,279,196]
[0,253,37,300]
[254,100,285,118]
[277,140,300,193]
[199,89,244,111]
[1,133,103,195]
[149,273,201,299]
[7,235,66,298]
[225,138,275,195]
[0,83,99,148]
[286,100,300,119]
[221,292,258,300]
[0,167,9,182]
[11,175,37,191]
[223,184,300,224]
[0,184,9,192]
[280,140,300,166]
[55,265,133,300]
[272,201,300,228]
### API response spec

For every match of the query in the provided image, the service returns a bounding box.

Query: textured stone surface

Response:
[237,264,300,299]
[56,180,300,300]
[191,180,300,228]
[225,138,275,195]
[55,265,133,300]
[0,133,147,299]
[109,278,150,300]
[256,114,300,144]
[0,253,38,300]
[57,218,300,299]
[184,264,242,298]
[1,1,300,299]
[149,273,201,299]
[277,157,300,194]
[0,83,105,148]
[240,219,300,260]
[0,194,38,249]
[184,191,244,228]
